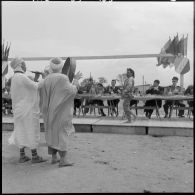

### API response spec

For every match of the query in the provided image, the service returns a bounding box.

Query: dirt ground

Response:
[2,131,194,193]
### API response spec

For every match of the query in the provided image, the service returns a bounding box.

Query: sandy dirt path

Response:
[2,131,193,193]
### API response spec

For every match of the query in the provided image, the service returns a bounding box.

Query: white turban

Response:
[10,57,25,70]
[49,57,63,73]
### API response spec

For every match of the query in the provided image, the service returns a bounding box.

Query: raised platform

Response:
[2,116,193,137]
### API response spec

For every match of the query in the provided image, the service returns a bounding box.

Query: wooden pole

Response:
[142,75,144,94]
[180,33,188,88]
[8,53,175,61]
[180,74,184,88]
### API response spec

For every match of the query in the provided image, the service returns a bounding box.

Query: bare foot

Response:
[51,154,59,164]
[59,161,74,167]
[19,156,31,163]
[51,158,60,164]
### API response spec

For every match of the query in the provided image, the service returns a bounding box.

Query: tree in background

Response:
[81,77,96,87]
[116,73,127,87]
[98,77,107,84]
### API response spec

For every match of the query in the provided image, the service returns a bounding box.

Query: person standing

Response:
[8,57,46,163]
[122,68,136,122]
[38,57,82,167]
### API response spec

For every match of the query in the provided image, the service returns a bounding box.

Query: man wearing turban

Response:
[8,57,46,163]
[38,57,82,167]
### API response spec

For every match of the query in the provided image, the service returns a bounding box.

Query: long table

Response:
[4,93,193,101]
[75,94,194,118]
[2,93,193,118]
[76,94,194,101]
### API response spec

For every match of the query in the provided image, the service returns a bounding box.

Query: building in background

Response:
[135,84,151,94]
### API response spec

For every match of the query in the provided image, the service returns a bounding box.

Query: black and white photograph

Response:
[2,1,194,193]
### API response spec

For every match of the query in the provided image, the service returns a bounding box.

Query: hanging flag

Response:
[173,34,179,55]
[175,56,190,74]
[180,59,190,74]
[166,34,179,55]
[174,55,183,70]
[163,38,172,51]
[165,38,174,54]
[156,38,172,66]
[177,35,184,55]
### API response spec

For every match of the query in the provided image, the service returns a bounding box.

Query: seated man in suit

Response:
[92,83,106,116]
[144,80,163,119]
[106,79,121,115]
[184,85,194,116]
[163,76,185,118]
[83,78,95,115]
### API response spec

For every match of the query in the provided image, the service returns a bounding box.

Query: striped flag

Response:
[174,56,190,74]
[181,59,190,74]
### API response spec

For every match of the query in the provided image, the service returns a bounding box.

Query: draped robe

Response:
[8,73,40,149]
[38,73,77,151]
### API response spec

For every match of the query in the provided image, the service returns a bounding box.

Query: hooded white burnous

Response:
[8,57,41,149]
[38,57,77,152]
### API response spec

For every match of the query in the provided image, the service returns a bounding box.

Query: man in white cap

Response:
[8,57,46,163]
[38,57,82,167]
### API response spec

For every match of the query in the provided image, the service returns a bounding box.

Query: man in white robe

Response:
[38,57,82,167]
[8,57,46,163]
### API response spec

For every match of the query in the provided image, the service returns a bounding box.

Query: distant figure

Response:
[144,80,163,119]
[184,85,194,116]
[122,68,136,122]
[38,57,82,167]
[106,79,121,115]
[8,57,46,163]
[163,76,185,118]
[2,77,12,115]
[73,86,83,116]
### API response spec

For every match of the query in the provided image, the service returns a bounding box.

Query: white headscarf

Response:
[10,57,25,72]
[49,57,63,73]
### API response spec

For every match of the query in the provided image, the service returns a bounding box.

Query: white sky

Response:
[2,1,194,88]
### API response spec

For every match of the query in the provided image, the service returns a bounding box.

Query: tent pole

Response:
[180,74,184,88]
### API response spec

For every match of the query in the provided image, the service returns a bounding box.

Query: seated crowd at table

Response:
[2,75,194,118]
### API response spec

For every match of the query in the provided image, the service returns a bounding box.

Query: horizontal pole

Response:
[7,54,175,61]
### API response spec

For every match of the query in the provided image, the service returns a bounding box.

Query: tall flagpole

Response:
[180,33,187,89]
